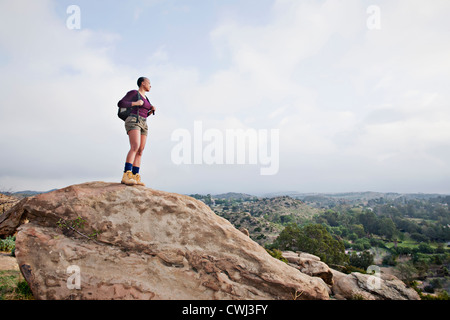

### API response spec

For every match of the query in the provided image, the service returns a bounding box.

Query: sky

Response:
[0,0,449,195]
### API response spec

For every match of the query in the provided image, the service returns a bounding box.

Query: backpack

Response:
[117,92,154,121]
[117,106,133,121]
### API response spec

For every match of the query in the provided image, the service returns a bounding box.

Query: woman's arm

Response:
[118,90,142,108]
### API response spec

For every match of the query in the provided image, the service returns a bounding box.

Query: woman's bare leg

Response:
[133,134,147,168]
[126,129,141,165]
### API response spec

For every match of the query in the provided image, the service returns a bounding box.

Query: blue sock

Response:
[132,166,140,175]
[124,162,133,172]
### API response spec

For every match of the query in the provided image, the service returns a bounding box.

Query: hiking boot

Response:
[133,173,145,186]
[121,171,137,186]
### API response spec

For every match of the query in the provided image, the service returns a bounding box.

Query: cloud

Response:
[0,0,449,194]
[0,1,137,190]
[200,0,450,193]
[332,0,450,182]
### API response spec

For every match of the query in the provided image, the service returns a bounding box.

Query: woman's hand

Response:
[133,100,144,107]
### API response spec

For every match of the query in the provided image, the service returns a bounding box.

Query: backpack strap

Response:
[135,91,141,123]
[136,91,155,119]
[145,96,155,116]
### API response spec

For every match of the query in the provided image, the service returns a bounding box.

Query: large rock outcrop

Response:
[282,251,333,286]
[331,268,420,300]
[0,182,329,300]
[281,251,419,300]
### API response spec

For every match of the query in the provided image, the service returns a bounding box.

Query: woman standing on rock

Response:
[118,77,155,186]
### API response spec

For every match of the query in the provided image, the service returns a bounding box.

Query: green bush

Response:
[412,281,450,300]
[265,248,288,264]
[0,271,34,300]
[382,254,397,266]
[348,250,374,270]
[0,236,15,255]
[16,280,33,299]
[369,238,387,249]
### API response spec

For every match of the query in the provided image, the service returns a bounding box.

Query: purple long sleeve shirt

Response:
[117,90,153,118]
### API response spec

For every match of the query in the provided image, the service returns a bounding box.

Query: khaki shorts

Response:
[125,115,149,136]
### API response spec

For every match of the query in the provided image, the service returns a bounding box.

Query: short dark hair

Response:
[137,77,148,87]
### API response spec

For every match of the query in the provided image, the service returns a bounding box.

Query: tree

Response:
[378,217,397,240]
[358,211,378,235]
[418,243,434,254]
[395,261,418,285]
[351,224,366,238]
[322,210,339,227]
[274,223,301,250]
[273,223,348,265]
[349,251,374,270]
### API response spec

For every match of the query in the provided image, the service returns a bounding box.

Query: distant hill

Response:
[211,195,321,245]
[212,192,257,200]
[261,191,449,208]
[1,189,57,199]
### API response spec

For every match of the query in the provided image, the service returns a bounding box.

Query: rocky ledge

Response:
[0,182,419,300]
[0,182,330,300]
